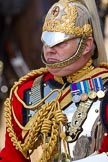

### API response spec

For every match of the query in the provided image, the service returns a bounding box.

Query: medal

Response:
[80,93,88,101]
[70,83,81,103]
[70,77,104,102]
[72,94,81,103]
[88,91,97,99]
[96,90,105,98]
[79,81,89,101]
[93,77,105,99]
[88,78,97,100]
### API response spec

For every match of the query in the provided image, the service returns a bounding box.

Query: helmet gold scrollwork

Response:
[41,0,107,68]
[42,0,92,43]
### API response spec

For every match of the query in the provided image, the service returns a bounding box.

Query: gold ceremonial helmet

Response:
[41,0,107,68]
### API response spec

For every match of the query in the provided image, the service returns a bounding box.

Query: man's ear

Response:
[83,37,94,55]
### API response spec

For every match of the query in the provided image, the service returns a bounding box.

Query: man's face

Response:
[43,38,90,76]
[43,38,78,63]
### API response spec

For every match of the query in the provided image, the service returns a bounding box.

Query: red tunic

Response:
[1,68,108,161]
[0,79,33,162]
[0,70,53,162]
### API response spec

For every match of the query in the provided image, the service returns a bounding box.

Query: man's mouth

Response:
[47,58,59,63]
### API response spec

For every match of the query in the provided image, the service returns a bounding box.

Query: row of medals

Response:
[70,77,105,103]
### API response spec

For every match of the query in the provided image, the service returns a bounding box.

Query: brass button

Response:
[29,101,32,105]
[29,91,31,95]
[95,109,99,113]
[28,114,32,118]
[104,133,108,136]
[44,83,47,87]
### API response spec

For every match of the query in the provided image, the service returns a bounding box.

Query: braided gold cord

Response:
[14,86,62,110]
[55,101,68,158]
[41,122,59,161]
[22,90,65,152]
[4,67,69,161]
[5,92,62,159]
[4,68,48,158]
[4,98,26,156]
[9,68,48,99]
[38,101,67,162]
[41,119,52,144]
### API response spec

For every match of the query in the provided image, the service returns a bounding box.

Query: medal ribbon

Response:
[70,77,104,100]
[88,79,94,91]
[93,77,104,92]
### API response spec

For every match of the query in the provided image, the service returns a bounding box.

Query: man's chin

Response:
[47,67,63,76]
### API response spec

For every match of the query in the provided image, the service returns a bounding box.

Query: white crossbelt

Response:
[73,153,108,162]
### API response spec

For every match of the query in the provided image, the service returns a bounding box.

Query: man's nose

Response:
[45,45,56,53]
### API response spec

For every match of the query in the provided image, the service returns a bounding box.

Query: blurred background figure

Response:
[0,0,42,150]
[0,0,43,101]
[0,0,59,104]
[0,0,58,150]
[96,0,108,37]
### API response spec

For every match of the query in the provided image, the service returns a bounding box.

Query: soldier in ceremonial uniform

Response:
[0,0,108,162]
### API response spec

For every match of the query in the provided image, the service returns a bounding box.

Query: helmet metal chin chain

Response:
[41,36,87,68]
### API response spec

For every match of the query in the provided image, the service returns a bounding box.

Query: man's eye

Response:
[58,42,67,47]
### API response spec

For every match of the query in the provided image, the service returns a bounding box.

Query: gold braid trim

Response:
[9,67,48,99]
[76,62,108,82]
[54,59,94,84]
[43,3,92,37]
[4,67,68,161]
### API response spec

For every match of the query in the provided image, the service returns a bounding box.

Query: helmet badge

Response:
[51,6,60,17]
